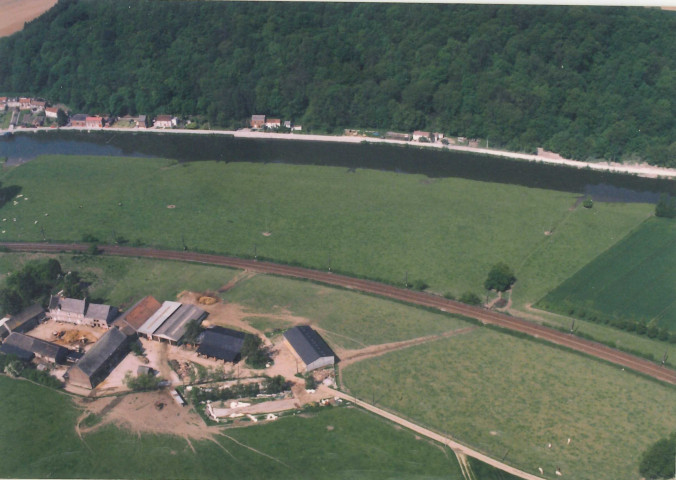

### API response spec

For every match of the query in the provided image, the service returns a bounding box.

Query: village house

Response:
[0,332,69,364]
[292,125,302,131]
[412,131,434,142]
[136,114,148,128]
[0,304,45,339]
[284,120,292,129]
[250,114,265,129]
[283,325,336,372]
[85,116,104,128]
[265,118,281,129]
[49,295,119,328]
[66,327,130,389]
[19,97,31,109]
[70,114,87,127]
[45,107,58,119]
[30,99,46,111]
[154,115,176,128]
[7,98,20,108]
[0,97,7,109]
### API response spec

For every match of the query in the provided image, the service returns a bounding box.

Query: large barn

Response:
[112,295,162,335]
[283,326,336,372]
[197,326,246,362]
[137,301,207,345]
[66,328,129,389]
[0,332,68,364]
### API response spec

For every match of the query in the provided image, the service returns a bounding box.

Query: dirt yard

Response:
[0,0,57,37]
[28,320,104,351]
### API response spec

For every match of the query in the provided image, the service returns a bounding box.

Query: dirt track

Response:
[3,241,676,385]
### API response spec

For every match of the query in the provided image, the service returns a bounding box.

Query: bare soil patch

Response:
[28,320,104,350]
[0,0,57,37]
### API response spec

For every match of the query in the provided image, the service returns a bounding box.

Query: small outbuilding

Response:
[283,326,336,372]
[66,328,130,389]
[197,326,245,362]
[0,332,68,364]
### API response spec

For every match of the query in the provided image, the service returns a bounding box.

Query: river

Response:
[1,129,674,201]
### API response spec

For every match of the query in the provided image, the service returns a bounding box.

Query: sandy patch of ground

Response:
[76,390,217,441]
[0,0,57,37]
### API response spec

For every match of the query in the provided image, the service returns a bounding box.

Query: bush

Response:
[459,291,482,306]
[304,374,318,390]
[411,279,428,291]
[263,375,288,394]
[129,340,144,356]
[582,196,593,208]
[124,372,162,391]
[21,366,63,388]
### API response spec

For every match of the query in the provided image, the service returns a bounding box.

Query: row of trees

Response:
[0,259,86,316]
[1,2,676,164]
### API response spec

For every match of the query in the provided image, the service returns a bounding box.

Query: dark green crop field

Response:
[538,218,676,332]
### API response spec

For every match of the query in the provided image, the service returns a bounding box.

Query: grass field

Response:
[0,155,652,303]
[0,375,477,479]
[538,218,676,332]
[222,274,471,349]
[0,252,238,308]
[342,328,676,480]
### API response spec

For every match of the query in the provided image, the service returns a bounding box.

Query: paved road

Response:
[326,387,544,480]
[3,241,676,385]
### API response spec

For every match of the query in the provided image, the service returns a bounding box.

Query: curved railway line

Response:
[3,241,676,386]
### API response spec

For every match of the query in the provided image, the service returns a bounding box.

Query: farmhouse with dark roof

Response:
[197,326,245,362]
[283,326,336,372]
[66,328,130,389]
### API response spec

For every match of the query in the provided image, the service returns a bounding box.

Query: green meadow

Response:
[342,328,676,480]
[0,155,652,303]
[0,376,471,479]
[222,274,471,349]
[538,218,676,332]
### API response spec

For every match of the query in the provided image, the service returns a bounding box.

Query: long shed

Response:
[0,332,68,363]
[283,326,335,372]
[66,328,129,389]
[0,304,45,338]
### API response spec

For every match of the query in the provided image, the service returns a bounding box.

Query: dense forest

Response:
[1,1,676,164]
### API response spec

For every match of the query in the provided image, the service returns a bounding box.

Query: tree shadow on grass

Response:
[0,183,22,209]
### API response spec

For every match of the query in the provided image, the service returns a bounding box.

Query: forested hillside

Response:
[1,1,675,164]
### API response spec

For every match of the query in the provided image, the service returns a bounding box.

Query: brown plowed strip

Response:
[3,242,676,385]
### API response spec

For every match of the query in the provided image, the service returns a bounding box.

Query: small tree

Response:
[182,320,203,345]
[459,291,482,306]
[263,375,287,394]
[56,108,68,127]
[124,371,161,391]
[484,262,516,292]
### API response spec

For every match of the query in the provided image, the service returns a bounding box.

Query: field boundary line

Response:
[327,388,544,480]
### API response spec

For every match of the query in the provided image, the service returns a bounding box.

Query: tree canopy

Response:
[2,2,676,164]
[639,432,676,480]
[484,262,516,292]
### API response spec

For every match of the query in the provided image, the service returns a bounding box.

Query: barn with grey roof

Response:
[137,301,207,345]
[0,304,45,339]
[283,326,336,372]
[0,332,68,364]
[66,328,130,389]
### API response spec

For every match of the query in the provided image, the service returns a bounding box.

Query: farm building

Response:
[197,326,245,362]
[70,113,87,127]
[0,332,68,364]
[0,304,45,339]
[250,114,265,128]
[137,301,207,345]
[283,326,336,372]
[66,327,130,389]
[49,295,119,328]
[112,295,161,335]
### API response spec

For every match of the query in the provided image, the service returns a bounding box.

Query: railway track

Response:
[3,241,676,385]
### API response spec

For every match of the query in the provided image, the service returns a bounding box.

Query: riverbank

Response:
[4,125,676,180]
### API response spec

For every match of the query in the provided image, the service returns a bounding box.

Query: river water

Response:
[1,130,673,201]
